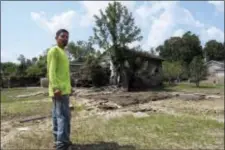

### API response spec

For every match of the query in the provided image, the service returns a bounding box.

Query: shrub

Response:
[189,56,207,87]
[90,64,110,87]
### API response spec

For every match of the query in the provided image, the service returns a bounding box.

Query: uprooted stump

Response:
[129,107,156,113]
[98,102,122,110]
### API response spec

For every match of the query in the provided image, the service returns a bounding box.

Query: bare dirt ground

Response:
[1,84,224,149]
[72,87,224,122]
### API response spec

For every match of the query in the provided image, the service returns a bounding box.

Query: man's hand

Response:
[69,88,74,96]
[54,89,61,97]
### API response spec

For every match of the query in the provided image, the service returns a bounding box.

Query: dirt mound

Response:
[83,92,173,107]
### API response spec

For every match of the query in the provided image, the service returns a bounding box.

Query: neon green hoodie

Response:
[47,45,71,97]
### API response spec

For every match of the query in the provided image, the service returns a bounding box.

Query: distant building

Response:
[70,62,84,73]
[205,60,224,78]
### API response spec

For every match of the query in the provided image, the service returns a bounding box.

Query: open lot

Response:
[1,83,224,149]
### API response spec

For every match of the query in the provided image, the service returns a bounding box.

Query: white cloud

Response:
[174,7,205,28]
[146,8,175,48]
[208,1,224,12]
[140,2,179,48]
[173,29,185,37]
[79,1,110,27]
[80,1,136,27]
[31,10,77,33]
[30,1,224,51]
[200,26,224,44]
[139,1,210,49]
[135,1,177,27]
[118,1,136,10]
[79,1,215,50]
[127,41,141,49]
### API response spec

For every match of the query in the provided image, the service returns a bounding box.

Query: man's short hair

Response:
[56,29,69,38]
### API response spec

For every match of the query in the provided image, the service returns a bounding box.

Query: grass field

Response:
[1,83,224,149]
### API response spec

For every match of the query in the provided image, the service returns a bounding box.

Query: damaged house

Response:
[72,48,164,91]
[100,48,164,90]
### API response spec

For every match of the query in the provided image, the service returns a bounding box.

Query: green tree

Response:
[204,40,224,61]
[93,2,142,49]
[26,53,47,77]
[1,62,18,88]
[181,31,203,64]
[17,54,28,76]
[156,37,183,62]
[156,31,203,65]
[1,62,18,77]
[93,1,143,85]
[31,57,38,64]
[162,61,183,84]
[26,65,42,77]
[189,56,206,87]
[17,54,26,64]
[66,39,96,62]
[173,61,183,82]
[26,59,33,67]
[150,48,156,55]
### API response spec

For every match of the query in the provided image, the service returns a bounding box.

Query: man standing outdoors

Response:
[47,29,72,150]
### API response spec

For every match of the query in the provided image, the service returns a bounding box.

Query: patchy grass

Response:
[72,114,224,149]
[0,88,85,121]
[169,104,224,117]
[1,87,48,103]
[1,100,52,120]
[160,82,224,94]
[2,113,224,149]
[152,98,224,117]
[172,82,223,89]
[1,87,51,121]
[1,86,224,149]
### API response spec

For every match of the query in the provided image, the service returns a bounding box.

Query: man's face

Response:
[56,32,69,47]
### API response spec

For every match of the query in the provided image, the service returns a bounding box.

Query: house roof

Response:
[205,60,224,68]
[99,48,164,61]
[70,62,84,66]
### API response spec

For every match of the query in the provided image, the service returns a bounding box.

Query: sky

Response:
[1,1,224,63]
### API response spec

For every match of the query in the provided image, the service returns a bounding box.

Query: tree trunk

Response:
[177,76,180,83]
[7,77,11,89]
[196,81,200,87]
[168,78,171,85]
[128,73,135,92]
[122,70,129,91]
[109,59,117,85]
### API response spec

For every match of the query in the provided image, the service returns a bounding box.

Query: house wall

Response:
[143,59,163,87]
[215,71,224,77]
[70,64,83,73]
[208,64,222,75]
[123,59,163,90]
[206,61,224,85]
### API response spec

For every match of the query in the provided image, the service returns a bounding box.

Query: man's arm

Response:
[48,49,60,92]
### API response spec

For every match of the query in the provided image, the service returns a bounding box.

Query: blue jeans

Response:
[52,95,71,150]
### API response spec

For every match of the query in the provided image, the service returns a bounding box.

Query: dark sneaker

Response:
[66,145,72,150]
[68,141,73,145]
[65,141,73,150]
